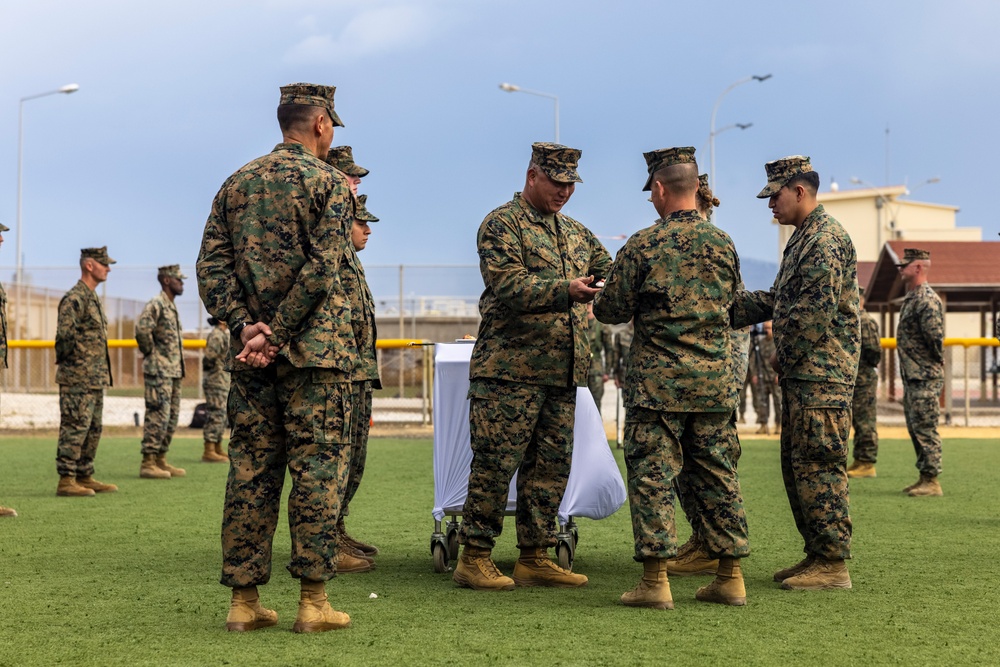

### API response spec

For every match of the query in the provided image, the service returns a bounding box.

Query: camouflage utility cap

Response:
[158,264,187,280]
[757,155,813,198]
[326,146,369,177]
[0,221,8,232]
[81,246,116,265]
[355,194,379,222]
[531,142,583,184]
[279,83,344,128]
[642,146,696,192]
[858,285,866,297]
[896,248,931,266]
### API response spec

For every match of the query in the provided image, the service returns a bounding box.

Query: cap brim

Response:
[329,108,344,128]
[347,165,370,177]
[107,257,117,265]
[642,172,653,192]
[756,181,783,199]
[0,224,9,232]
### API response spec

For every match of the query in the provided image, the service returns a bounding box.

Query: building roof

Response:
[865,241,1000,312]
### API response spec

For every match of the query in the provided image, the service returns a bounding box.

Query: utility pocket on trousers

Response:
[144,378,164,411]
[796,407,849,463]
[312,371,352,445]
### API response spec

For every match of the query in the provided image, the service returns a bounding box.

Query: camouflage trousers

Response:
[587,371,604,414]
[459,379,576,551]
[902,378,943,477]
[141,375,182,456]
[780,379,852,560]
[850,376,879,463]
[754,379,781,425]
[343,381,373,515]
[221,359,352,588]
[739,376,757,420]
[56,387,104,477]
[624,408,749,561]
[202,381,230,445]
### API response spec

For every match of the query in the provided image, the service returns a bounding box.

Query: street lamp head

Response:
[849,177,863,185]
[499,83,520,93]
[59,83,80,94]
[735,122,752,130]
[752,74,772,82]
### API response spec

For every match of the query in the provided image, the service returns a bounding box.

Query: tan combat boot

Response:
[0,506,18,517]
[512,548,588,588]
[902,475,926,493]
[292,580,351,633]
[202,442,226,463]
[908,475,943,497]
[140,453,171,479]
[156,455,186,477]
[338,518,379,556]
[847,461,877,479]
[76,476,118,493]
[773,555,814,582]
[56,476,96,497]
[621,558,673,610]
[452,546,515,591]
[755,424,769,435]
[666,537,719,577]
[780,557,851,590]
[214,442,229,461]
[336,548,375,573]
[225,586,278,632]
[695,557,746,606]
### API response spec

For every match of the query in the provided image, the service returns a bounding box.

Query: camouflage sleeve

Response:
[775,235,843,373]
[601,323,614,372]
[135,299,159,360]
[592,242,639,325]
[587,228,613,280]
[860,316,881,368]
[920,298,944,366]
[197,184,252,327]
[54,292,79,365]
[730,289,773,329]
[267,181,354,348]
[205,331,225,367]
[477,214,571,314]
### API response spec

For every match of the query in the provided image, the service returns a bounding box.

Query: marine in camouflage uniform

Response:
[595,148,748,608]
[0,222,15,518]
[895,248,945,497]
[731,156,859,590]
[586,303,613,413]
[197,83,357,632]
[847,288,881,477]
[136,265,187,478]
[55,247,117,496]
[455,142,611,592]
[202,318,230,462]
[751,322,781,433]
[336,190,383,560]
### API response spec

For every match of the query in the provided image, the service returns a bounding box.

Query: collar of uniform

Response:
[513,192,558,232]
[658,209,703,224]
[784,203,826,250]
[272,142,313,157]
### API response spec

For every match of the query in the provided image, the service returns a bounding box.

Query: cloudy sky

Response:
[1,0,997,305]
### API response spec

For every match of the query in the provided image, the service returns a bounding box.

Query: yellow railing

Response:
[8,338,426,350]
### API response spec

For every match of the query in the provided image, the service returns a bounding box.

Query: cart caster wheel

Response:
[446,522,460,561]
[432,541,450,573]
[556,540,574,571]
[570,526,579,548]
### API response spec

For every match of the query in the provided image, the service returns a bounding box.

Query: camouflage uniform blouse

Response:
[203,326,231,389]
[55,280,112,388]
[732,204,860,399]
[470,192,612,388]
[593,209,740,412]
[897,283,944,382]
[341,248,382,388]
[197,143,357,373]
[858,310,881,384]
[136,291,185,379]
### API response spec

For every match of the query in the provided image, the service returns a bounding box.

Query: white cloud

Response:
[284,3,442,64]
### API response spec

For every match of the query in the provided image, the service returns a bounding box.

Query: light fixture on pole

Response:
[708,74,771,189]
[15,83,79,335]
[499,82,559,143]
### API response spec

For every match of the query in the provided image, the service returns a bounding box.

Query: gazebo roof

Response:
[865,241,1000,312]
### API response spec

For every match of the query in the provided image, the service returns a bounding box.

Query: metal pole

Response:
[708,74,771,189]
[398,265,404,398]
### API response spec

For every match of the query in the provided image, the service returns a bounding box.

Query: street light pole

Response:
[15,83,79,334]
[709,74,771,189]
[499,83,559,143]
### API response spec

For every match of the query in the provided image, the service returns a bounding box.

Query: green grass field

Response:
[1,433,998,666]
